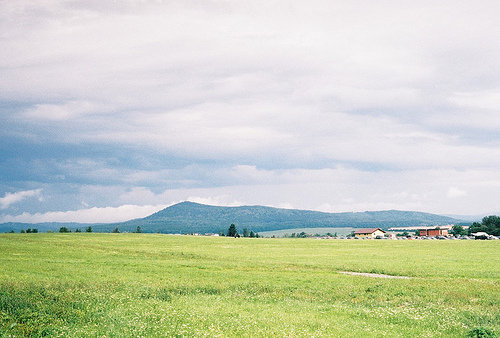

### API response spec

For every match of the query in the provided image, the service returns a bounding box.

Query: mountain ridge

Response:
[0,201,468,233]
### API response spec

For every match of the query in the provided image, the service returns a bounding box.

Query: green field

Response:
[0,234,499,337]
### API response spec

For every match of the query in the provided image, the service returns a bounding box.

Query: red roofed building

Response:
[354,228,386,239]
[419,229,448,237]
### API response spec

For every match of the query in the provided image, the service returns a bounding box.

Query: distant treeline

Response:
[468,216,500,236]
[9,224,264,237]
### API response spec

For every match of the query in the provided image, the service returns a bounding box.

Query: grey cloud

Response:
[1,0,500,217]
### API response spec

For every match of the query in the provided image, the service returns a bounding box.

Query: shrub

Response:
[468,327,496,337]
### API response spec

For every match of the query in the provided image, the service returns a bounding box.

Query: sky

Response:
[1,0,500,223]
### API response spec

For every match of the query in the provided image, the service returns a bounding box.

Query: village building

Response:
[354,228,386,239]
[387,232,397,240]
[419,228,448,237]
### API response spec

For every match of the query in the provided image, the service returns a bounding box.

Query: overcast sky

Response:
[1,0,499,223]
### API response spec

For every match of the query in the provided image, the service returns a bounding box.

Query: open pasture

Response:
[0,234,499,336]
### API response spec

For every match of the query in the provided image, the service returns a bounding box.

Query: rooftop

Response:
[354,228,386,234]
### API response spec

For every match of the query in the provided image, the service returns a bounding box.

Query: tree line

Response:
[466,216,500,236]
[11,225,145,233]
[58,226,93,233]
[10,216,499,236]
[446,216,500,236]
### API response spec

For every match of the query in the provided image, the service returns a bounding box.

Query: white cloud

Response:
[449,90,500,111]
[0,189,42,209]
[185,196,244,207]
[0,204,167,223]
[23,101,109,121]
[447,187,467,198]
[108,166,500,215]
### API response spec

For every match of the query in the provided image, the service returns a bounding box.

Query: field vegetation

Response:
[0,234,498,336]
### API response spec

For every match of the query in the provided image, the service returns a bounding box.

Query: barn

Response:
[354,228,386,239]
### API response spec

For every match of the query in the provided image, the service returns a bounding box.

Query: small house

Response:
[354,228,386,239]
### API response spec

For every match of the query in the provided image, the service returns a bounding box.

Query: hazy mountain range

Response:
[0,201,470,233]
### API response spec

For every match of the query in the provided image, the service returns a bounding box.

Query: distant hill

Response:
[0,201,463,233]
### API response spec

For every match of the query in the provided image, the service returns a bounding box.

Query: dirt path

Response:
[339,271,411,279]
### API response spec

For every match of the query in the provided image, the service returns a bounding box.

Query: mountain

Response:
[0,201,465,234]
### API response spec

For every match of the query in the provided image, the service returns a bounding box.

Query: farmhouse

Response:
[354,228,386,239]
[419,228,448,237]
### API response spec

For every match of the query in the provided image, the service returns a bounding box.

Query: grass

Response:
[0,233,499,337]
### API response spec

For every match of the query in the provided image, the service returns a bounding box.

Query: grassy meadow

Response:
[0,234,499,337]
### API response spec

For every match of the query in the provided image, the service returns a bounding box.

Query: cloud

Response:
[1,1,500,218]
[0,189,42,209]
[22,101,109,121]
[109,166,500,215]
[447,187,467,198]
[0,204,167,223]
[449,90,500,111]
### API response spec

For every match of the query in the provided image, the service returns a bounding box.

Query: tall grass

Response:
[0,234,498,336]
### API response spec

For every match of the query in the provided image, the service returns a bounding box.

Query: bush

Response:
[468,327,496,337]
[451,225,466,236]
